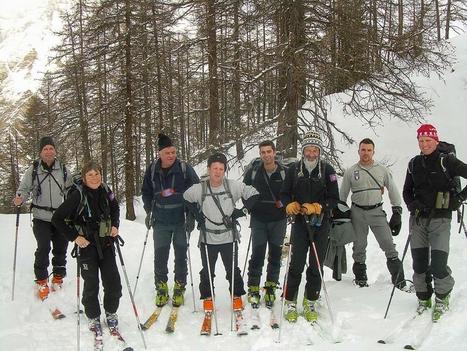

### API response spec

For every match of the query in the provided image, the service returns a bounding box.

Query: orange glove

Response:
[286,201,301,215]
[301,202,322,215]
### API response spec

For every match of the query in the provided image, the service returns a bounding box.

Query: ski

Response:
[91,325,104,351]
[234,310,248,336]
[269,308,279,329]
[109,327,134,351]
[377,313,420,345]
[377,311,431,346]
[250,305,260,330]
[50,307,66,320]
[402,317,433,350]
[165,306,179,333]
[200,312,212,336]
[141,306,164,331]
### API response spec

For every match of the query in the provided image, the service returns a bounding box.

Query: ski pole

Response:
[203,230,221,335]
[186,230,197,312]
[303,215,335,326]
[11,205,20,301]
[73,245,81,351]
[133,201,155,297]
[115,236,147,349]
[277,239,293,343]
[241,232,252,280]
[383,231,412,319]
[230,235,236,331]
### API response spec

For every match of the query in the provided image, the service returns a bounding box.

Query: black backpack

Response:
[244,154,297,183]
[67,173,112,219]
[408,141,462,210]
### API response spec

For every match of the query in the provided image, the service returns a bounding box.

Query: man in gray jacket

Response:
[14,136,71,300]
[340,138,407,290]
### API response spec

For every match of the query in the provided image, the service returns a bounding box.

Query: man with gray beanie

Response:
[280,130,339,323]
[340,138,407,291]
[141,133,199,309]
[14,136,72,301]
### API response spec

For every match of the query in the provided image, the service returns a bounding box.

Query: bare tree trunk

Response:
[124,0,136,220]
[445,0,452,39]
[233,0,244,160]
[206,0,220,147]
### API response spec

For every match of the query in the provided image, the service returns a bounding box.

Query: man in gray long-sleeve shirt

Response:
[340,138,408,290]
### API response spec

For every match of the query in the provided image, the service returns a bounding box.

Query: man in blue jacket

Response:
[142,134,199,307]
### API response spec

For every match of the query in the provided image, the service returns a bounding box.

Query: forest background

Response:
[1,0,466,218]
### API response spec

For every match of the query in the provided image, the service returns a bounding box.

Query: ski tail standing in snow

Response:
[141,133,200,311]
[13,136,72,301]
[280,130,339,323]
[184,152,260,335]
[242,140,289,312]
[339,138,408,290]
[403,124,467,322]
[52,161,122,349]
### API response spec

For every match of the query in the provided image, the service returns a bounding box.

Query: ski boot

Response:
[51,274,63,291]
[203,298,213,313]
[172,281,186,307]
[303,298,318,322]
[247,285,260,307]
[264,281,277,308]
[36,279,49,301]
[155,281,169,307]
[233,296,244,311]
[284,300,298,322]
[416,298,432,315]
[353,262,368,287]
[432,295,449,322]
[89,317,102,332]
[105,312,118,330]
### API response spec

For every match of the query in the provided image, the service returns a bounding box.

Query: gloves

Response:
[286,201,301,215]
[452,192,467,210]
[185,213,195,233]
[389,206,402,236]
[301,202,322,215]
[145,214,152,229]
[231,208,246,221]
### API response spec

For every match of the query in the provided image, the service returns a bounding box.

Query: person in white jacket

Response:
[183,152,259,314]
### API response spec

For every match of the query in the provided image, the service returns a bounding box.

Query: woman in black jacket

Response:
[52,161,121,335]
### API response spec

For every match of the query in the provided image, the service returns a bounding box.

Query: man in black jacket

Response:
[281,131,339,323]
[141,134,199,308]
[403,124,467,322]
[243,140,287,308]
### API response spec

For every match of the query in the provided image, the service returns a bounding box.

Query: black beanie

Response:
[158,133,173,151]
[207,152,227,169]
[39,136,55,151]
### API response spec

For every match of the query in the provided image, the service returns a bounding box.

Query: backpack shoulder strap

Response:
[223,178,236,208]
[201,179,208,207]
[150,160,157,192]
[180,160,187,180]
[32,159,40,184]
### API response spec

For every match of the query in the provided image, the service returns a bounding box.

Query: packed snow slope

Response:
[1,34,466,351]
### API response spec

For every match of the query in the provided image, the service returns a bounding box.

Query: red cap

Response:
[417,124,439,142]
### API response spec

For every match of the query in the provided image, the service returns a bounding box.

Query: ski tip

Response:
[122,348,134,351]
[377,339,387,344]
[271,324,280,329]
[251,325,260,330]
[404,345,416,350]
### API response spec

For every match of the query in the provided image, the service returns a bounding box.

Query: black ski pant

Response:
[79,241,122,319]
[199,242,246,299]
[153,223,188,287]
[285,216,330,302]
[32,218,68,280]
[247,217,287,287]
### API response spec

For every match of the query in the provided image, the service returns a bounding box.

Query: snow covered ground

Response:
[1,34,467,351]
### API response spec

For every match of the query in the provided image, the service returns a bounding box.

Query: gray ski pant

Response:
[409,216,454,300]
[351,205,399,264]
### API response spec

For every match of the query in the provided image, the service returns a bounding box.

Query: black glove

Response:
[389,206,402,236]
[185,213,195,233]
[231,208,247,221]
[451,191,467,210]
[145,213,152,230]
[407,200,424,213]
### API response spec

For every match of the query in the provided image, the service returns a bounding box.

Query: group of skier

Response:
[13,122,467,343]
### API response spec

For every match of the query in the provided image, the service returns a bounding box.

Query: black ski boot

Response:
[353,262,368,287]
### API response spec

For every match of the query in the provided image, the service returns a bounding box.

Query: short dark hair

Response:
[359,138,375,148]
[259,140,275,151]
